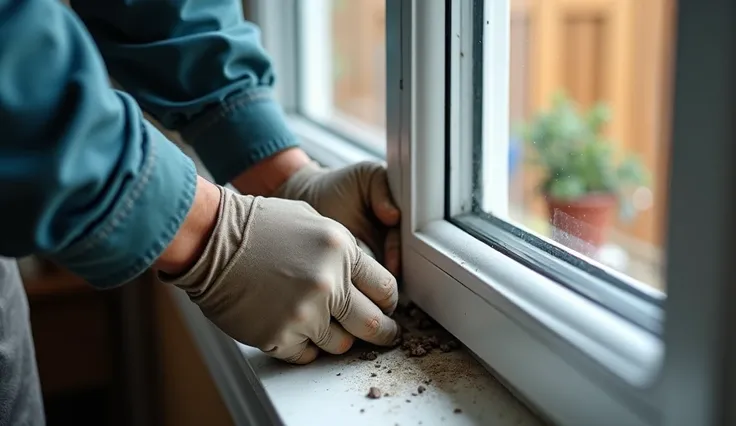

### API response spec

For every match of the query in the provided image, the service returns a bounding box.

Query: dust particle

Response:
[418,385,426,394]
[336,373,341,376]
[406,399,411,403]
[370,373,377,377]
[454,408,462,414]
[384,393,390,397]
[424,379,432,385]
[359,351,379,361]
[412,393,417,397]
[360,409,365,413]
[387,370,392,374]
[367,387,382,399]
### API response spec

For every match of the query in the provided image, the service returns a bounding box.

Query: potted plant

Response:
[518,92,649,248]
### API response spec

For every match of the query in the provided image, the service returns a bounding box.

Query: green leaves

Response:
[547,175,587,200]
[518,91,649,217]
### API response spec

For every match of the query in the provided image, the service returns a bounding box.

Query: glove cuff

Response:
[158,187,255,300]
[272,161,325,201]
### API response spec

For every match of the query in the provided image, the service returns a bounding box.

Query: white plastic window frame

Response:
[248,0,736,425]
[393,1,660,424]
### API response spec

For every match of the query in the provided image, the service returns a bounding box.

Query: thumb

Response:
[368,166,400,226]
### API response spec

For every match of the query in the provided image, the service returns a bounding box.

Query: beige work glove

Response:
[273,161,401,276]
[160,188,400,364]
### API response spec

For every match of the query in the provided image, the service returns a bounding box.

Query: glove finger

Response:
[337,285,400,346]
[265,340,320,365]
[351,249,399,315]
[384,228,401,277]
[368,167,400,226]
[356,239,376,259]
[314,321,355,355]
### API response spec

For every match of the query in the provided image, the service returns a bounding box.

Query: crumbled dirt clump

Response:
[367,387,382,399]
[440,340,459,353]
[389,302,462,359]
[424,336,440,348]
[397,333,457,357]
[410,346,427,357]
[359,351,379,361]
[353,301,471,401]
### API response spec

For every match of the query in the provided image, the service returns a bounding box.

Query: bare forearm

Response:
[156,176,221,276]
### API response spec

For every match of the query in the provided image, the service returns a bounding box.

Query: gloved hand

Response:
[273,161,401,276]
[160,188,400,364]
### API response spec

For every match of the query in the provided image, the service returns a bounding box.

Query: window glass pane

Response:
[298,0,386,151]
[476,0,674,293]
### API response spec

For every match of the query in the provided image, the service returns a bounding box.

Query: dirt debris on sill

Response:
[252,298,540,425]
[358,351,379,361]
[341,300,485,406]
[366,387,382,399]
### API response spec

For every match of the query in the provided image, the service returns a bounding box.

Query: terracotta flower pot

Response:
[545,193,617,248]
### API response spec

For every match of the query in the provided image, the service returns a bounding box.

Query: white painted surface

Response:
[238,331,542,426]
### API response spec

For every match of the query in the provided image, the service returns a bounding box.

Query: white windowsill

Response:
[171,284,543,426]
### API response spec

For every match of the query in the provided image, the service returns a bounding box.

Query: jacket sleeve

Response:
[71,0,300,185]
[0,0,198,288]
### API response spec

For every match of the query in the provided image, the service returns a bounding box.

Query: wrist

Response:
[155,176,221,276]
[230,147,311,196]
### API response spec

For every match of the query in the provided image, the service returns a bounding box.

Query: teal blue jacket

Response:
[0,0,298,287]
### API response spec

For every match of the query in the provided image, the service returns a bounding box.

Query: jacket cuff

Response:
[180,89,299,185]
[52,123,197,288]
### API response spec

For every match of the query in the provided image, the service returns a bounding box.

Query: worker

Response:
[0,0,401,424]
